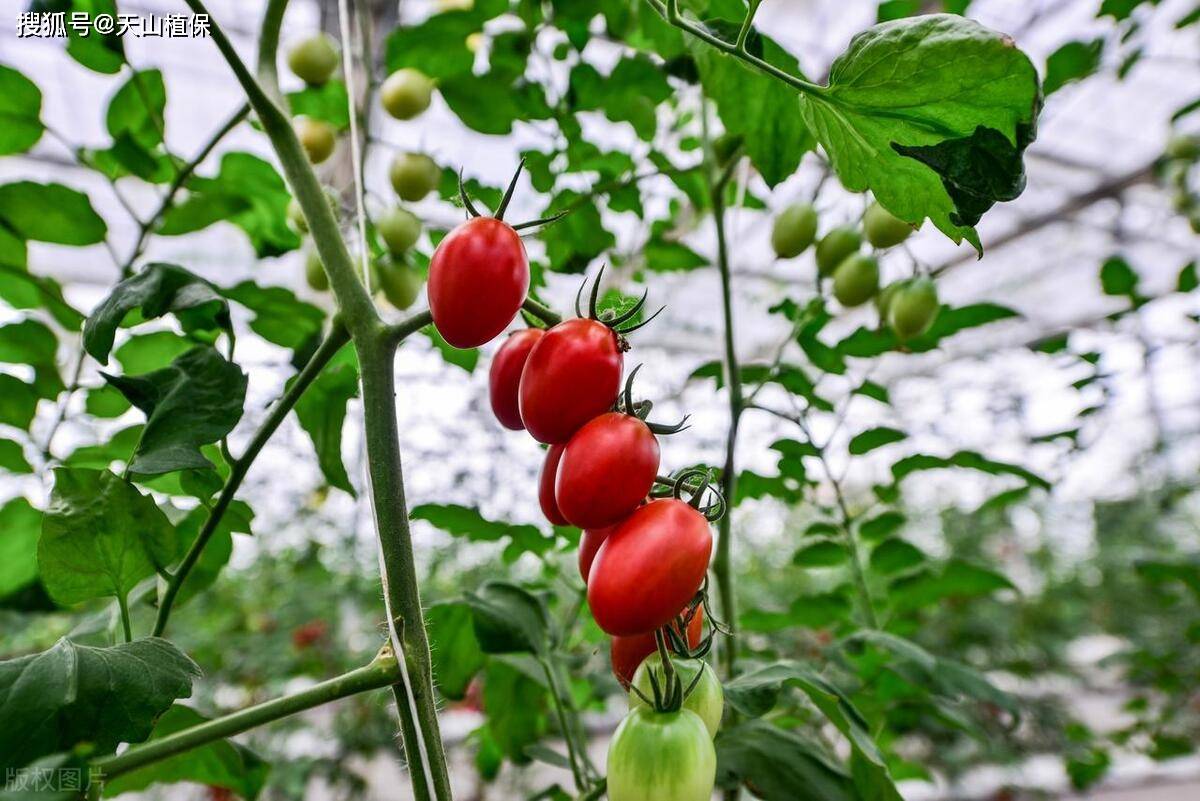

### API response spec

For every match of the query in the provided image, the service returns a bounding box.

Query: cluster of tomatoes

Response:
[772,198,941,340]
[423,163,724,801]
[285,34,439,312]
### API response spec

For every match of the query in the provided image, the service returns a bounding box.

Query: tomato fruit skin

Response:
[381,68,434,120]
[295,116,336,164]
[832,254,880,308]
[606,707,716,801]
[630,657,724,738]
[863,202,915,248]
[518,318,623,444]
[610,606,704,688]
[488,329,543,430]
[888,277,940,340]
[390,153,440,202]
[287,34,339,86]
[771,203,818,258]
[815,226,862,277]
[556,413,658,529]
[538,444,569,526]
[428,217,529,349]
[579,524,617,583]
[588,499,713,636]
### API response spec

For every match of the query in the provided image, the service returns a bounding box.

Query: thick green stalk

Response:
[154,323,350,636]
[95,648,401,779]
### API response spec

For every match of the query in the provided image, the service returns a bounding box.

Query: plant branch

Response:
[522,296,563,327]
[94,647,402,779]
[540,657,586,792]
[383,309,434,348]
[735,0,762,53]
[153,322,351,637]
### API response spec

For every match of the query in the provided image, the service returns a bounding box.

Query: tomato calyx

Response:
[573,264,664,344]
[616,365,690,436]
[456,159,569,233]
[650,467,727,523]
[628,629,710,714]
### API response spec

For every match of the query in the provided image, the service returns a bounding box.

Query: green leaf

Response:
[39,468,178,605]
[83,263,232,363]
[739,590,851,632]
[1100,255,1139,297]
[568,56,672,141]
[848,426,906,455]
[293,344,358,496]
[159,153,299,258]
[889,559,1016,610]
[384,9,494,79]
[539,191,615,274]
[869,538,927,575]
[0,637,199,774]
[801,14,1040,250]
[0,439,32,475]
[287,81,351,130]
[0,263,84,329]
[421,324,480,372]
[0,374,38,430]
[64,0,124,74]
[114,331,197,374]
[441,73,552,135]
[169,503,250,608]
[0,498,40,598]
[223,281,325,360]
[716,720,855,801]
[891,450,1050,489]
[1043,39,1104,96]
[412,503,555,561]
[0,65,44,155]
[1177,261,1198,292]
[102,705,270,800]
[102,346,247,475]
[859,511,905,541]
[0,319,63,399]
[689,28,814,185]
[465,580,552,655]
[792,539,849,567]
[106,69,166,149]
[644,239,708,272]
[483,659,547,763]
[0,182,106,245]
[427,601,486,700]
[62,425,143,470]
[1099,0,1160,21]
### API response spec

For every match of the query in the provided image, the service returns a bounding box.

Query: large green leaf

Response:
[223,281,326,361]
[0,374,38,430]
[567,56,672,141]
[0,65,44,155]
[0,439,32,475]
[0,319,64,399]
[64,0,125,74]
[412,503,555,562]
[83,262,232,363]
[102,346,247,475]
[800,14,1040,249]
[689,27,814,185]
[39,468,178,605]
[292,344,358,496]
[0,637,198,774]
[1043,39,1104,96]
[427,601,487,700]
[0,263,84,329]
[102,705,269,799]
[0,182,106,245]
[715,720,855,801]
[483,659,547,763]
[106,69,166,149]
[0,498,40,599]
[465,581,552,656]
[891,450,1050,489]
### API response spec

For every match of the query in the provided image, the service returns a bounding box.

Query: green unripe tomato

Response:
[771,203,818,259]
[305,248,328,291]
[888,277,940,340]
[1166,133,1200,161]
[607,707,716,801]
[287,34,339,86]
[389,152,440,202]
[815,226,862,277]
[863,202,915,248]
[832,254,880,308]
[295,116,336,164]
[875,281,902,320]
[629,658,723,738]
[375,258,423,310]
[377,207,422,255]
[381,68,434,120]
[712,133,744,167]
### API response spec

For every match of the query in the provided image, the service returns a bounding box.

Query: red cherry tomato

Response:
[579,524,617,582]
[556,413,659,529]
[488,328,543,430]
[518,318,623,444]
[588,499,713,636]
[428,217,529,348]
[539,444,568,526]
[610,606,704,688]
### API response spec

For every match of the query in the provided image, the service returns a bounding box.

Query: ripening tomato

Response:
[630,657,724,738]
[518,318,623,444]
[489,329,544,430]
[428,217,529,349]
[538,444,568,526]
[579,524,616,583]
[610,605,704,688]
[556,413,658,529]
[607,707,716,801]
[588,499,713,636]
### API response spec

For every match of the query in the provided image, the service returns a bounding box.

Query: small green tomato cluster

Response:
[286,35,345,165]
[608,655,724,801]
[771,199,940,341]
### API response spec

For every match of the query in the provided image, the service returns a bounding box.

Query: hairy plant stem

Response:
[540,657,586,791]
[177,6,452,798]
[153,322,351,637]
[94,647,402,779]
